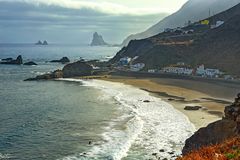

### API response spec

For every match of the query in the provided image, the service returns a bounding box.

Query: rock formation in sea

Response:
[42,40,48,45]
[0,55,23,65]
[90,32,108,46]
[24,61,93,81]
[50,57,70,64]
[35,40,48,45]
[23,61,38,66]
[182,94,240,155]
[35,40,43,45]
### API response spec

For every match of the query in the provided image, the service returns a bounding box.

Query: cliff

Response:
[121,0,240,46]
[90,32,108,46]
[182,93,240,156]
[110,3,240,75]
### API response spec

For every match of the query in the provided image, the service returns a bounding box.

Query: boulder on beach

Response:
[0,55,23,65]
[24,61,38,66]
[62,61,93,78]
[184,106,202,111]
[50,57,70,64]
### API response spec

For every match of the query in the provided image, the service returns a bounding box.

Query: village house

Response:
[196,64,222,78]
[148,69,157,73]
[211,21,225,29]
[130,63,145,72]
[162,66,193,75]
[118,57,132,66]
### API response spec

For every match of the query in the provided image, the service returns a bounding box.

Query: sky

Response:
[0,0,188,44]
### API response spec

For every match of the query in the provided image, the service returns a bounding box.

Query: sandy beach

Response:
[84,75,238,130]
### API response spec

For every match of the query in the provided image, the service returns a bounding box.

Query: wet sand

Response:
[99,76,237,129]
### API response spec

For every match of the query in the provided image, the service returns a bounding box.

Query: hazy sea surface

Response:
[0,44,195,160]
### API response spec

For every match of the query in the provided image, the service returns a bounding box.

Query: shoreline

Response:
[75,75,236,129]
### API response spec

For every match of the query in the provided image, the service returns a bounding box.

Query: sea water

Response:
[0,44,195,160]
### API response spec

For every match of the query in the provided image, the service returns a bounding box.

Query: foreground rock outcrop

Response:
[62,61,93,78]
[182,94,240,155]
[25,61,93,81]
[0,55,23,65]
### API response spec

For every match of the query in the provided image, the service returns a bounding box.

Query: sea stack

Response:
[0,55,23,65]
[90,32,108,46]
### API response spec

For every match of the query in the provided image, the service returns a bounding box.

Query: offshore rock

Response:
[50,57,70,64]
[90,32,108,46]
[0,55,23,65]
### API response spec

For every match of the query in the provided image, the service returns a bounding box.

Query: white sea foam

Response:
[0,153,11,159]
[58,78,196,160]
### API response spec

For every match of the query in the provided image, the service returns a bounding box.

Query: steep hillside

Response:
[121,0,240,46]
[110,3,240,75]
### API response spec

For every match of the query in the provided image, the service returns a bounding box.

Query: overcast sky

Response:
[0,0,188,44]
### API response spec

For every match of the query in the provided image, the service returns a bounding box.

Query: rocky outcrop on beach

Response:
[25,61,93,81]
[90,32,108,46]
[62,61,93,78]
[25,70,63,81]
[24,61,37,66]
[0,55,23,65]
[50,57,70,64]
[182,94,240,155]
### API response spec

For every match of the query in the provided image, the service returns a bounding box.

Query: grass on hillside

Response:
[177,137,240,160]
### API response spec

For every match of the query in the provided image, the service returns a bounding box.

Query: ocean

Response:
[0,44,195,160]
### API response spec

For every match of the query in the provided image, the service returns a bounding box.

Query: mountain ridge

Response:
[121,0,240,46]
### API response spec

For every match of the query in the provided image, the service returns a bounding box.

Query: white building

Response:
[119,57,132,66]
[196,64,222,77]
[130,63,145,72]
[148,69,157,73]
[162,67,193,75]
[211,21,225,29]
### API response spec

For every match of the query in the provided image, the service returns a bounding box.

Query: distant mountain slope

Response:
[121,0,240,46]
[110,3,240,75]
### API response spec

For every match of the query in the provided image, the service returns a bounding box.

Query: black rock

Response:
[159,149,165,152]
[184,106,202,111]
[2,58,13,61]
[1,55,23,65]
[35,40,43,45]
[43,40,48,45]
[24,61,38,65]
[50,57,70,64]
[143,100,151,103]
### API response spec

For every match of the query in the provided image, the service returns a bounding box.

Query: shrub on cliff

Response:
[177,137,240,160]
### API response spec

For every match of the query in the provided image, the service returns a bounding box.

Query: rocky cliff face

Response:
[90,32,108,46]
[182,94,240,155]
[121,0,240,46]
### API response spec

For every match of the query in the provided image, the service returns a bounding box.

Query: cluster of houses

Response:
[116,56,234,80]
[164,19,225,35]
[161,63,224,78]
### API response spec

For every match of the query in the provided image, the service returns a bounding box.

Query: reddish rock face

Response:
[182,93,240,155]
